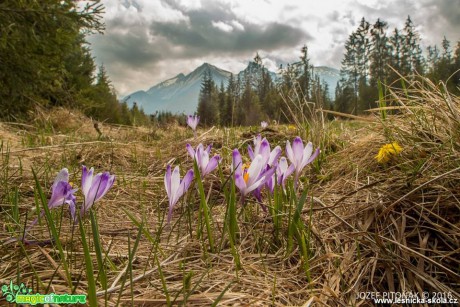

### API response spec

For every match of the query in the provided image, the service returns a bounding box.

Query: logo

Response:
[1,281,87,305]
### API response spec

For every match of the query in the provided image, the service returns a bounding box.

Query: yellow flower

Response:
[376,142,403,163]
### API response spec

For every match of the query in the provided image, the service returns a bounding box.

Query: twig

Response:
[3,141,129,154]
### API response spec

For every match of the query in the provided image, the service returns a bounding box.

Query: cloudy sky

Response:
[87,0,460,96]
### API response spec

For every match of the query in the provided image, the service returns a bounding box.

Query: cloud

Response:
[212,21,233,32]
[429,0,460,26]
[88,0,459,96]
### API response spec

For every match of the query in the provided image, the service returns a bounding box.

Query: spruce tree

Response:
[218,81,226,126]
[401,16,424,76]
[388,28,404,83]
[0,0,104,118]
[299,45,312,101]
[197,69,218,125]
[340,31,359,114]
[369,18,391,87]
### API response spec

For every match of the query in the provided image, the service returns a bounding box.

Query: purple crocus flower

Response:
[249,138,282,202]
[232,149,275,198]
[286,137,320,188]
[81,166,115,216]
[261,121,268,129]
[164,165,194,223]
[248,136,282,167]
[186,115,200,137]
[186,143,220,178]
[276,157,295,187]
[247,134,262,160]
[49,168,78,212]
[27,168,78,230]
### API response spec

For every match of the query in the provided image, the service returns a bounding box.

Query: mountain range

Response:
[123,62,340,115]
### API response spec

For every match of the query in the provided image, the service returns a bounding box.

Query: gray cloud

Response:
[91,0,310,81]
[149,1,310,59]
[150,19,309,57]
[88,0,460,96]
[432,0,460,27]
[90,29,163,68]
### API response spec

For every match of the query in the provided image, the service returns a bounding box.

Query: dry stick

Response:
[187,126,215,142]
[37,246,69,286]
[3,141,130,154]
[317,109,375,121]
[379,165,460,217]
[109,257,136,290]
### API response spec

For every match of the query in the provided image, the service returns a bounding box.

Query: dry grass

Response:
[1,77,459,306]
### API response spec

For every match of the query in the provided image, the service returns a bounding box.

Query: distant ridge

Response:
[123,62,340,114]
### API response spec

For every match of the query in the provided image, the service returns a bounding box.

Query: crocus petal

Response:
[186,144,195,159]
[266,174,274,193]
[195,144,203,167]
[248,145,255,161]
[259,139,270,164]
[232,149,243,174]
[286,140,295,166]
[170,166,181,206]
[200,149,210,173]
[203,155,220,176]
[253,187,263,202]
[205,144,212,154]
[292,137,304,167]
[164,165,172,200]
[253,135,262,154]
[84,173,102,209]
[300,142,313,168]
[49,181,71,208]
[69,199,76,221]
[276,157,288,183]
[52,168,69,190]
[234,173,247,193]
[268,146,282,167]
[81,166,94,197]
[305,147,320,165]
[246,155,265,186]
[166,167,193,224]
[245,177,266,194]
[93,172,110,201]
[177,169,194,201]
[285,163,296,178]
[101,173,115,198]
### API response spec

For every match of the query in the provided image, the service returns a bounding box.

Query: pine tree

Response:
[369,18,391,87]
[0,0,104,118]
[197,69,218,125]
[355,18,371,84]
[224,74,236,126]
[355,18,374,111]
[340,31,360,114]
[388,28,404,82]
[218,81,226,126]
[240,76,261,125]
[401,16,424,76]
[298,45,312,101]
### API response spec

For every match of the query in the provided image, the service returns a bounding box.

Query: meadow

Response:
[1,76,459,306]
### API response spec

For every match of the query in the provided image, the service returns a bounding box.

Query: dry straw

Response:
[1,75,459,305]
